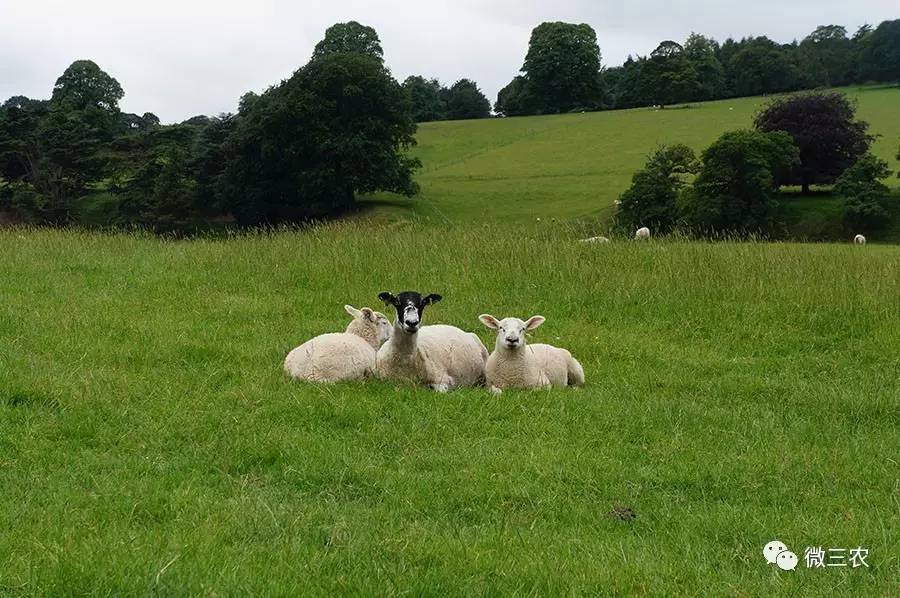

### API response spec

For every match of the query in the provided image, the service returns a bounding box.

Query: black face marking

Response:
[377,291,442,333]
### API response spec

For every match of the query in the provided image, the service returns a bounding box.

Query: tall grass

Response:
[0,224,898,594]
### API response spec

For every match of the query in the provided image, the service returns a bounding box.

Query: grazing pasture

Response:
[366,85,900,231]
[1,225,898,594]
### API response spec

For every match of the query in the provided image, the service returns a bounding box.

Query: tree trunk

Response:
[801,181,810,195]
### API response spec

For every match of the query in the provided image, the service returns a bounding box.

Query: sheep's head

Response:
[479,314,545,350]
[378,291,442,334]
[344,305,392,347]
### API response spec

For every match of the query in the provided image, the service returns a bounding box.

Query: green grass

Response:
[1,224,898,594]
[364,86,900,228]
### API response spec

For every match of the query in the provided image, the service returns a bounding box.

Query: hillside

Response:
[365,86,900,228]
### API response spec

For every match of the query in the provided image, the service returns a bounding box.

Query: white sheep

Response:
[478,314,585,395]
[854,234,866,245]
[580,236,610,243]
[284,305,391,383]
[375,291,488,392]
[635,227,651,240]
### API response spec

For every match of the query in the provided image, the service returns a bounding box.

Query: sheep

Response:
[375,291,488,392]
[854,234,866,245]
[635,227,651,240]
[580,236,610,243]
[478,314,585,395]
[284,305,391,383]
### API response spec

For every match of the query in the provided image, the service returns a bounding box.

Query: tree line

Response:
[494,19,900,116]
[0,22,420,232]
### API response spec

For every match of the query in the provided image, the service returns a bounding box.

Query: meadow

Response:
[1,224,898,595]
[366,85,900,237]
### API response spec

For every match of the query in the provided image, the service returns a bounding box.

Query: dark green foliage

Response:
[683,34,726,100]
[442,79,491,120]
[754,92,872,193]
[616,144,696,233]
[638,41,701,106]
[519,22,603,114]
[494,76,534,116]
[311,21,383,62]
[50,60,123,112]
[834,153,894,230]
[799,25,854,87]
[219,52,419,226]
[0,61,123,222]
[859,20,900,82]
[683,130,799,232]
[403,76,446,122]
[727,38,804,97]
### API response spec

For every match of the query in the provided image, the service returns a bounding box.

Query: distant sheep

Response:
[635,227,651,240]
[376,291,488,392]
[478,314,584,394]
[284,305,391,383]
[854,234,866,245]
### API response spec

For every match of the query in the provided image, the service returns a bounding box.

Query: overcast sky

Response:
[1,1,896,123]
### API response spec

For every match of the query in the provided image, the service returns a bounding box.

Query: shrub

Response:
[682,130,798,233]
[834,153,894,231]
[616,144,696,233]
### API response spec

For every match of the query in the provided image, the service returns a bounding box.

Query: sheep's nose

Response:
[506,337,518,344]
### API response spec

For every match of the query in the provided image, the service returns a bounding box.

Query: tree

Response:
[834,153,894,230]
[638,41,701,106]
[403,76,446,122]
[683,130,798,233]
[51,60,123,112]
[521,22,603,113]
[311,21,383,62]
[219,51,419,225]
[684,33,725,100]
[443,79,490,120]
[800,25,854,86]
[860,20,900,82]
[495,76,535,116]
[728,38,804,97]
[754,92,872,194]
[616,144,696,233]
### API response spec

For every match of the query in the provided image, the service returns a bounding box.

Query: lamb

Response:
[478,314,584,395]
[854,234,866,245]
[284,305,392,383]
[580,235,610,243]
[375,291,488,392]
[635,227,651,240]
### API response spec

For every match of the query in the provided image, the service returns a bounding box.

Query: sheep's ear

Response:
[378,292,396,306]
[525,315,545,331]
[479,314,500,330]
[360,307,375,321]
[344,305,362,319]
[424,294,442,305]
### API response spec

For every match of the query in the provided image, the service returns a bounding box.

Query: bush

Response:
[616,144,696,233]
[682,130,799,233]
[834,153,894,230]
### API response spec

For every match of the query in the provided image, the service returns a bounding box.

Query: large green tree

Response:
[799,25,854,86]
[442,79,490,120]
[638,41,700,106]
[520,22,603,113]
[683,130,798,232]
[219,52,419,225]
[311,21,383,62]
[860,19,900,82]
[402,76,446,122]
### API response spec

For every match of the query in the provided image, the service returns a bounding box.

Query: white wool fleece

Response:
[284,305,391,383]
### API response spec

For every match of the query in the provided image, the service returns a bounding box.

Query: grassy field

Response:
[365,85,900,230]
[1,224,898,594]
